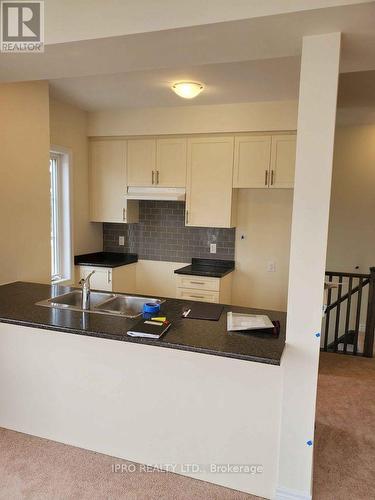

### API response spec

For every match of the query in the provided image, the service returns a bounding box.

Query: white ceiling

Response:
[1,1,374,111]
[44,0,367,44]
[1,2,375,85]
[49,57,301,111]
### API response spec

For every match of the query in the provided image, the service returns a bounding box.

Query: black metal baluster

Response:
[364,267,375,357]
[353,277,363,356]
[334,276,343,353]
[343,277,353,354]
[324,275,333,351]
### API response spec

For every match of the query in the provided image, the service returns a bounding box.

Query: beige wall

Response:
[233,189,293,311]
[88,100,298,137]
[49,98,102,256]
[326,124,375,273]
[0,81,50,284]
[136,260,189,298]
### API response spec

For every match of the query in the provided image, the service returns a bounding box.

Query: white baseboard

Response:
[275,486,312,500]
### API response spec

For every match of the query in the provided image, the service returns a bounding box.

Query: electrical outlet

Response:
[267,261,276,272]
[210,243,217,254]
[119,235,125,246]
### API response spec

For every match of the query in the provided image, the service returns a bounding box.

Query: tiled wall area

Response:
[103,201,235,262]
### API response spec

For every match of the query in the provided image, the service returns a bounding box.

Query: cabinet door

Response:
[80,266,112,291]
[127,139,156,186]
[233,135,271,188]
[156,138,187,187]
[89,140,126,223]
[269,134,296,189]
[186,136,235,228]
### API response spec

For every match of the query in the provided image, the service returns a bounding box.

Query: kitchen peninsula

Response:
[0,282,285,498]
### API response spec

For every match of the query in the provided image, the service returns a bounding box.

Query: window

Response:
[50,149,72,283]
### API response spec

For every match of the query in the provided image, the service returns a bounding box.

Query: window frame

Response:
[50,146,73,284]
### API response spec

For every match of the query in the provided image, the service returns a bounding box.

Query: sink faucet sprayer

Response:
[79,270,95,310]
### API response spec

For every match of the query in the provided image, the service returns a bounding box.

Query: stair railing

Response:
[323,267,375,357]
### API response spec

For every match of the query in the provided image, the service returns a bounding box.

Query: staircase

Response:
[322,267,375,357]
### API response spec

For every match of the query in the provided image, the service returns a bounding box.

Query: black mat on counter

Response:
[182,303,224,321]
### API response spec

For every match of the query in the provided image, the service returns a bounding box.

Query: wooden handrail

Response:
[325,278,370,312]
[325,270,370,279]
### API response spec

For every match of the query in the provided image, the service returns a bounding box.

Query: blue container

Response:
[143,302,161,315]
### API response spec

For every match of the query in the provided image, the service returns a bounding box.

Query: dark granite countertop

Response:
[175,258,235,278]
[74,252,138,268]
[0,282,286,365]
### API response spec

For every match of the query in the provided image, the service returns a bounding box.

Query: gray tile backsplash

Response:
[103,201,235,263]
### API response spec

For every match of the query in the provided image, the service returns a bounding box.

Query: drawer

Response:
[176,275,220,292]
[176,288,219,303]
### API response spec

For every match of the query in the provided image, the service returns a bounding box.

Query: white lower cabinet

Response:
[77,264,137,294]
[176,274,232,304]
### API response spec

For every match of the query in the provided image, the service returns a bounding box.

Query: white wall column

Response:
[276,33,341,500]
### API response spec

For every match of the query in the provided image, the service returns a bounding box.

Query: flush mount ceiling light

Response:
[171,82,204,99]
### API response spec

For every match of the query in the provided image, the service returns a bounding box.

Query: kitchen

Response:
[74,130,295,306]
[0,78,295,499]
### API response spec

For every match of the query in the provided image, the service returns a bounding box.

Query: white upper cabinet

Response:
[269,134,296,189]
[90,140,123,223]
[156,138,187,187]
[233,135,271,188]
[127,137,187,187]
[233,133,296,189]
[186,136,236,228]
[89,139,138,223]
[127,138,157,187]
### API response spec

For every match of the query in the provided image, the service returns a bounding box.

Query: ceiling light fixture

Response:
[172,82,204,99]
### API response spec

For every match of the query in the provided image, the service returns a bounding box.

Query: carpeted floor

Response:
[313,352,375,499]
[0,427,258,500]
[1,352,374,499]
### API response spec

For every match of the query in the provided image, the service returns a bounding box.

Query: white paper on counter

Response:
[227,312,274,331]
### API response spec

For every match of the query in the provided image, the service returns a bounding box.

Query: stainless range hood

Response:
[125,187,186,201]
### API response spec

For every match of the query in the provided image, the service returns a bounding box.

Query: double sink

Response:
[37,290,164,319]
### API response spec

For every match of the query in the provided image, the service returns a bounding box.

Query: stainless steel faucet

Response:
[79,270,95,310]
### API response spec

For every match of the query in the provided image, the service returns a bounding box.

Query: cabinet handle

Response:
[123,208,127,221]
[265,170,268,186]
[190,295,205,299]
[152,171,155,184]
[190,281,205,285]
[156,170,160,184]
[107,270,111,284]
[185,210,189,224]
[271,170,274,185]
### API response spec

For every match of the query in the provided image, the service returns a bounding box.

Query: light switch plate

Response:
[267,261,276,272]
[210,243,217,254]
[119,236,125,246]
